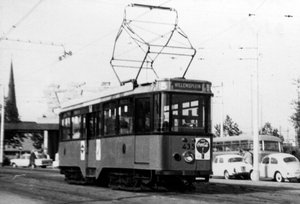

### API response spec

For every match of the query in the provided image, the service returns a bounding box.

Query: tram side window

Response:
[72,115,81,139]
[259,141,263,150]
[240,140,248,150]
[213,142,223,152]
[231,141,239,151]
[153,94,170,132]
[162,94,170,132]
[62,117,71,140]
[264,141,279,152]
[248,141,253,151]
[88,113,96,139]
[97,111,102,137]
[136,98,150,133]
[154,94,161,132]
[82,115,86,138]
[224,142,231,151]
[119,99,133,134]
[104,102,117,136]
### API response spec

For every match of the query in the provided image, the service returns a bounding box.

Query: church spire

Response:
[7,60,19,121]
[8,60,17,105]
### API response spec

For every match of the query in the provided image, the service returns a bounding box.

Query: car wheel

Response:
[243,174,250,180]
[250,171,254,180]
[275,172,284,182]
[12,163,17,168]
[224,171,231,180]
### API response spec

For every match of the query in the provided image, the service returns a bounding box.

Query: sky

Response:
[0,0,299,140]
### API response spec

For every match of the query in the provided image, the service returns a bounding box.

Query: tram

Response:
[58,4,214,191]
[58,78,213,190]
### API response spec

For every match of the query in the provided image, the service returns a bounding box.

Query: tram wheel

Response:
[204,175,210,182]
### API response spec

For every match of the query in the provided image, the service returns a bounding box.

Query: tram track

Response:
[0,170,156,204]
[1,167,300,204]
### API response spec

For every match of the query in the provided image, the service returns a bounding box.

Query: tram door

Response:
[135,98,150,164]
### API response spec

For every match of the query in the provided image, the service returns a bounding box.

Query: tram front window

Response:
[158,93,209,133]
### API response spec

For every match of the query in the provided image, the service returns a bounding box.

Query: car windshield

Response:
[228,157,243,162]
[283,157,298,163]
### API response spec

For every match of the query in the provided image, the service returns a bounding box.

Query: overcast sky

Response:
[0,0,299,140]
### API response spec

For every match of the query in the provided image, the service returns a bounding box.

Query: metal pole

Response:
[0,85,5,166]
[44,130,48,156]
[220,82,224,137]
[252,33,260,181]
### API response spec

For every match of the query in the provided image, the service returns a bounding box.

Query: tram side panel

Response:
[59,141,81,167]
[149,135,212,178]
[95,134,212,173]
[99,136,135,168]
[59,140,86,176]
[59,134,212,182]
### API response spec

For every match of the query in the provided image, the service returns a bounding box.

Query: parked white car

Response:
[213,154,252,179]
[250,153,300,182]
[10,153,53,168]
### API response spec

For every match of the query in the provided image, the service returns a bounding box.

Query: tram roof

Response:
[60,78,212,112]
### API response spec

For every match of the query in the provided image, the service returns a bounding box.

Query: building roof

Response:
[4,121,58,131]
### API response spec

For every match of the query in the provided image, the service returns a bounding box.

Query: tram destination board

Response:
[171,81,211,93]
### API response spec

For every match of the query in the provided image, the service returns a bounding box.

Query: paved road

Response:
[1,167,300,204]
[0,190,45,204]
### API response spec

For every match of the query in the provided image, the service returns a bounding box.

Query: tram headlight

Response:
[182,151,195,163]
[173,153,181,161]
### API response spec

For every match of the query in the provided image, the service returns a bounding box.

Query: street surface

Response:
[0,167,300,204]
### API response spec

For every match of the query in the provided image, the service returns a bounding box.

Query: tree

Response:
[214,115,243,137]
[2,61,27,149]
[4,131,25,148]
[260,122,284,142]
[261,122,272,135]
[291,100,300,146]
[4,97,20,123]
[30,133,44,150]
[3,97,25,149]
[3,97,44,150]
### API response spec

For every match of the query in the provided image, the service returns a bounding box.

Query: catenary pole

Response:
[220,82,224,137]
[0,85,5,166]
[252,33,260,181]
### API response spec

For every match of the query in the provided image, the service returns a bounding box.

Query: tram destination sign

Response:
[171,81,211,92]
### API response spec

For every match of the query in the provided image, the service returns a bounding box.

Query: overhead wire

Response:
[0,0,45,40]
[73,0,174,55]
[198,0,268,46]
[17,59,61,80]
[0,1,275,89]
[1,37,63,47]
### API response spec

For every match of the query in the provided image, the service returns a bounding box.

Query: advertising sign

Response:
[80,141,85,161]
[96,139,101,161]
[195,138,210,160]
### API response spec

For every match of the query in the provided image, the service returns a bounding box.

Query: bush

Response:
[283,145,300,161]
[2,156,11,166]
